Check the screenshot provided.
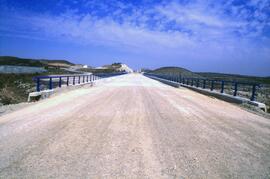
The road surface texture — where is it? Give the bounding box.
[0,74,270,178]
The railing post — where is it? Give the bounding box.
[221,81,224,93]
[87,75,88,82]
[36,78,40,92]
[191,79,194,86]
[196,79,199,87]
[78,76,80,84]
[233,82,238,96]
[251,84,256,101]
[73,76,75,85]
[67,76,69,86]
[187,79,189,85]
[49,77,53,90]
[59,77,62,88]
[83,75,85,83]
[203,80,206,89]
[211,80,214,91]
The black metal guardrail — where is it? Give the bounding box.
[33,72,126,92]
[144,73,260,101]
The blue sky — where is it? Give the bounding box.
[0,0,269,76]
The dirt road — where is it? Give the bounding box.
[0,74,270,178]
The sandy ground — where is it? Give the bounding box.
[0,74,270,178]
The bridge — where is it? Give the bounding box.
[0,74,269,178]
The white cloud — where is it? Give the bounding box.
[0,0,269,74]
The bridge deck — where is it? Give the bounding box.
[0,74,269,178]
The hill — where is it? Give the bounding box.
[0,56,74,67]
[150,67,202,78]
[0,56,44,67]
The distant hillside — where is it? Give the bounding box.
[197,72,270,85]
[81,63,133,73]
[0,56,44,67]
[151,67,202,78]
[40,59,74,65]
[0,56,74,67]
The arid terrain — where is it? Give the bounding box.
[0,74,269,178]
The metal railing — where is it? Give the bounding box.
[33,72,126,92]
[144,73,260,101]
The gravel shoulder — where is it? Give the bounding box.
[0,74,269,178]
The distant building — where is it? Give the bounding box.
[83,65,88,68]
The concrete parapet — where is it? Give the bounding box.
[28,90,54,102]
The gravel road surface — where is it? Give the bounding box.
[0,74,270,178]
